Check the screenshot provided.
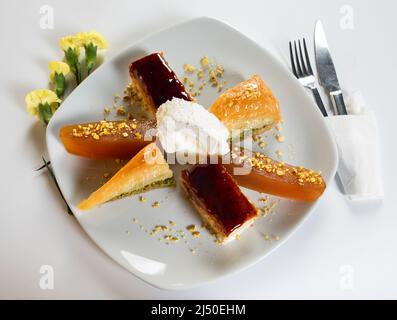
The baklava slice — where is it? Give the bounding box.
[128,52,192,118]
[180,164,259,243]
[223,148,326,202]
[60,119,156,159]
[78,143,174,210]
[209,75,282,140]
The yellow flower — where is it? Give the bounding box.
[48,61,70,81]
[59,35,82,54]
[25,89,61,116]
[79,31,108,49]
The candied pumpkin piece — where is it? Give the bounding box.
[222,148,326,202]
[59,119,156,159]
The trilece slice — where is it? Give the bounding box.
[222,148,326,202]
[128,52,192,119]
[60,119,156,159]
[78,143,174,210]
[180,164,259,243]
[209,75,282,139]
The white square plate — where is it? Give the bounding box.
[46,17,337,290]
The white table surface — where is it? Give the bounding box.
[1,0,396,299]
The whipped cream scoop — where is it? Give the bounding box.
[156,98,230,160]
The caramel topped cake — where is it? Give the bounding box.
[129,52,192,118]
[181,164,259,243]
[60,119,156,159]
[223,148,326,202]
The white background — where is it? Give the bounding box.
[0,0,396,299]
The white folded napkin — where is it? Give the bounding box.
[325,91,383,200]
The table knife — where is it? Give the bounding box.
[315,21,348,115]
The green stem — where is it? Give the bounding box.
[40,157,73,215]
[65,47,82,85]
[54,72,66,98]
[84,43,98,75]
[38,102,53,126]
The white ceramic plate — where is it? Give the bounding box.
[46,17,338,290]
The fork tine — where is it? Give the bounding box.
[289,42,298,77]
[302,38,313,75]
[298,40,308,76]
[293,41,303,77]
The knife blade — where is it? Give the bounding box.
[315,20,348,115]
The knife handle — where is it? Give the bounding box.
[311,88,328,117]
[330,91,348,115]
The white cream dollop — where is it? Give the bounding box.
[156,98,230,159]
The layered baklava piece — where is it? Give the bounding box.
[181,164,259,243]
[79,143,175,210]
[209,75,282,140]
[128,52,192,118]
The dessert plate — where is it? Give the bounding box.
[46,17,338,289]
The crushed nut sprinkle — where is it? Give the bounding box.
[151,201,160,208]
[71,119,143,140]
[240,152,323,185]
[184,64,196,73]
[183,56,225,95]
[192,231,201,238]
[200,56,209,67]
[116,106,126,116]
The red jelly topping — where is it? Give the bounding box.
[129,52,192,108]
[182,164,258,235]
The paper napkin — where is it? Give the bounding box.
[325,91,384,200]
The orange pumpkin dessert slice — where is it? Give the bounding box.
[59,119,156,159]
[222,148,326,202]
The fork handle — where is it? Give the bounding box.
[310,88,328,117]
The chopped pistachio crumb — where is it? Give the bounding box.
[259,141,267,149]
[200,56,209,67]
[152,201,160,208]
[192,231,201,238]
[117,106,126,116]
[184,64,195,73]
[139,196,147,203]
[264,234,270,241]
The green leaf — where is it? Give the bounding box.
[54,72,66,98]
[84,43,98,75]
[38,102,53,126]
[64,48,81,84]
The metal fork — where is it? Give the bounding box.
[289,39,328,117]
